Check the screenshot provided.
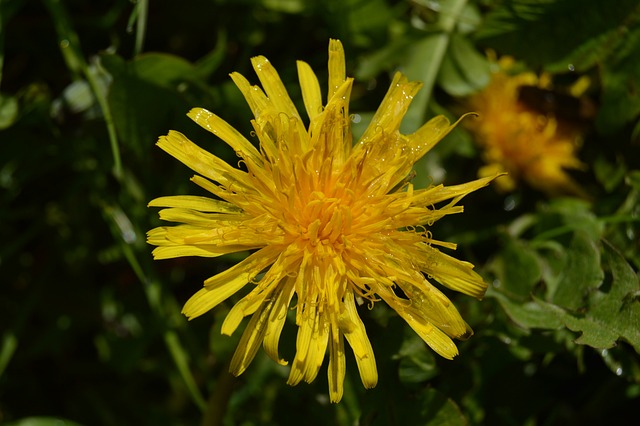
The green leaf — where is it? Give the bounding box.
[550,231,604,311]
[401,0,469,133]
[490,290,564,330]
[368,386,467,426]
[596,24,640,133]
[100,53,195,158]
[532,198,603,242]
[437,33,490,97]
[490,236,542,300]
[493,241,640,354]
[128,53,198,89]
[394,333,439,384]
[411,388,468,426]
[476,0,640,72]
[567,244,640,353]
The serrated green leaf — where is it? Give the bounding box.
[536,243,640,352]
[490,290,563,330]
[551,231,604,310]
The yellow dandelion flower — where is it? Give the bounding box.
[465,57,587,196]
[148,39,496,402]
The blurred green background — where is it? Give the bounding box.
[1,0,639,425]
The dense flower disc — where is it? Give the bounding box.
[148,39,496,402]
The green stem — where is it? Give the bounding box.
[42,0,123,181]
[134,0,148,56]
[401,0,468,132]
[201,366,237,426]
[104,204,207,412]
[165,332,208,412]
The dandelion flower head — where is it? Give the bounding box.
[148,40,496,402]
[465,56,587,196]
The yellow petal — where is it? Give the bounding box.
[287,303,329,385]
[151,245,246,260]
[251,55,302,123]
[148,195,241,213]
[221,246,301,335]
[157,131,249,189]
[304,316,330,384]
[418,244,488,299]
[357,72,422,147]
[187,107,262,165]
[297,60,323,122]
[341,290,378,389]
[404,114,457,162]
[327,39,346,100]
[328,330,346,403]
[396,280,469,338]
[156,208,239,226]
[182,246,280,319]
[410,174,502,207]
[386,298,459,359]
[263,277,296,365]
[229,71,270,119]
[229,297,274,375]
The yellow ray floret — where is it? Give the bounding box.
[148,39,499,403]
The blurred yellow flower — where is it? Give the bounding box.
[148,40,496,402]
[465,57,587,196]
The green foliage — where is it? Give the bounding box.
[476,0,640,133]
[1,0,639,425]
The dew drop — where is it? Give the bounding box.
[626,226,635,241]
[60,39,70,49]
[503,195,516,211]
[615,367,623,376]
[568,63,575,72]
[492,279,501,288]
[350,113,361,124]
